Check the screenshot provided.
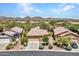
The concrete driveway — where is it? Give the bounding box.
[0,44,8,50]
[25,40,39,51]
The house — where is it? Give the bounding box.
[53,27,79,40]
[2,30,17,41]
[27,26,49,41]
[0,27,24,44]
[9,27,24,38]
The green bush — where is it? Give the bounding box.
[14,41,18,46]
[12,38,16,42]
[6,45,10,50]
[0,26,3,32]
[21,32,28,47]
[42,42,49,46]
[6,43,14,50]
[65,44,72,51]
[23,42,27,46]
[48,44,53,49]
[54,36,71,50]
[42,35,49,43]
[53,42,57,45]
[39,44,44,50]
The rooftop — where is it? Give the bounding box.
[9,27,24,33]
[54,27,78,36]
[3,31,15,36]
[27,26,49,36]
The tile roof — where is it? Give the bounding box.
[27,26,48,36]
[10,27,24,33]
[54,27,78,37]
[3,31,15,36]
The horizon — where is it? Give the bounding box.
[0,3,79,19]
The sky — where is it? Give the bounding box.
[0,3,79,19]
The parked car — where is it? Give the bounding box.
[71,42,78,49]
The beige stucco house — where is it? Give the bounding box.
[9,27,24,38]
[53,27,79,40]
[2,27,24,42]
[27,26,49,41]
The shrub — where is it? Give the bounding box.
[21,32,28,47]
[42,35,49,43]
[42,42,49,46]
[57,44,61,47]
[56,36,72,46]
[53,42,57,45]
[0,26,3,32]
[48,44,53,49]
[6,43,14,50]
[23,42,27,47]
[39,44,44,50]
[12,38,16,42]
[65,45,72,51]
[14,41,18,46]
[6,45,10,50]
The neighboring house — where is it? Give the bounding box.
[9,27,24,38]
[27,26,49,41]
[53,27,79,40]
[0,27,24,44]
[2,30,17,41]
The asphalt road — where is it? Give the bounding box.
[0,51,79,56]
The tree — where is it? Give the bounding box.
[23,21,31,31]
[39,21,49,30]
[49,20,56,26]
[21,32,28,46]
[49,20,57,40]
[6,20,17,29]
[0,26,3,32]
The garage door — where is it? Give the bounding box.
[0,38,11,44]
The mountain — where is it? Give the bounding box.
[0,16,79,21]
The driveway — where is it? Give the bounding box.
[0,44,8,50]
[25,40,39,51]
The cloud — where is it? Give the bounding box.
[18,3,41,14]
[52,4,75,14]
[63,5,75,11]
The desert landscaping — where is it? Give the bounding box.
[0,17,79,52]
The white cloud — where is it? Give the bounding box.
[52,4,75,14]
[63,5,75,11]
[18,3,41,14]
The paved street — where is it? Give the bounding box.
[0,51,79,56]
